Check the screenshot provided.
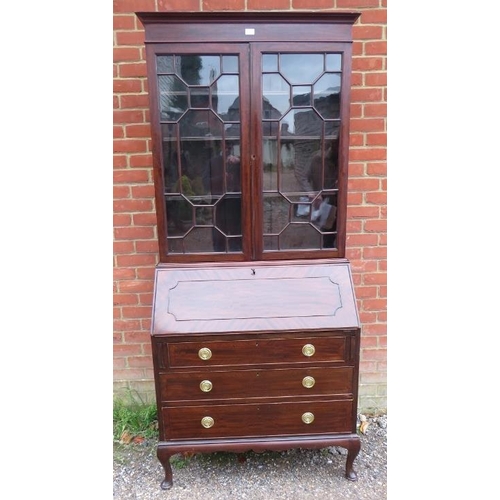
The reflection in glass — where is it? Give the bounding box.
[190,87,210,108]
[179,110,223,140]
[157,50,343,255]
[280,54,323,84]
[166,196,194,234]
[262,138,278,191]
[314,73,341,95]
[262,54,278,72]
[213,75,240,119]
[281,108,322,136]
[262,194,290,234]
[263,235,279,251]
[157,55,174,73]
[184,227,217,253]
[262,74,290,116]
[314,73,341,119]
[158,75,188,121]
[157,52,243,255]
[222,55,239,73]
[178,55,220,85]
[293,86,312,106]
[325,53,342,71]
[324,121,340,138]
[261,52,341,251]
[196,205,213,225]
[215,196,242,251]
[281,224,321,250]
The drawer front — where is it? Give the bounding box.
[162,399,354,439]
[159,366,354,402]
[162,335,351,368]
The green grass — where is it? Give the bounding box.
[113,394,158,443]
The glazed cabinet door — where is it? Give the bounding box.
[145,43,252,260]
[249,42,353,259]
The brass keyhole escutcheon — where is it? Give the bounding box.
[302,344,315,357]
[302,412,315,424]
[200,380,213,392]
[198,347,212,360]
[302,376,315,388]
[201,416,214,428]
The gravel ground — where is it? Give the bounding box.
[113,414,386,500]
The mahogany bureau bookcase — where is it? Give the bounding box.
[136,11,362,490]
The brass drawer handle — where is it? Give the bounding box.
[302,376,315,388]
[302,344,315,357]
[199,380,213,392]
[198,347,212,360]
[201,416,214,428]
[302,412,315,424]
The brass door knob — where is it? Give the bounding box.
[199,380,213,392]
[302,412,315,424]
[302,344,315,357]
[198,347,212,360]
[302,376,315,388]
[201,416,214,428]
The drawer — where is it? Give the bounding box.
[162,399,354,440]
[158,335,352,369]
[159,366,354,402]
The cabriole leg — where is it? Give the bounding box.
[345,439,361,481]
[157,447,173,490]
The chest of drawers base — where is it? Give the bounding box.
[151,260,362,490]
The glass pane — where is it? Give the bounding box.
[177,55,220,85]
[215,196,242,250]
[262,54,278,72]
[167,237,184,253]
[262,193,290,234]
[179,109,223,139]
[159,53,242,255]
[289,137,321,194]
[204,142,240,195]
[190,86,210,108]
[293,86,312,106]
[280,54,323,84]
[314,73,341,119]
[184,227,218,253]
[282,108,323,137]
[213,75,240,119]
[325,53,342,71]
[262,138,278,191]
[166,196,194,235]
[157,55,174,73]
[325,121,340,139]
[281,224,321,250]
[158,75,187,121]
[310,139,339,191]
[262,74,290,116]
[263,235,279,251]
[222,55,239,73]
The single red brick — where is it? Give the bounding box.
[158,0,201,10]
[249,0,290,7]
[113,0,156,13]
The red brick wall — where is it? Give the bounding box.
[113,0,387,413]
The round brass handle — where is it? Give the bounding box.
[302,344,315,357]
[302,412,315,424]
[302,376,315,388]
[198,347,212,360]
[201,416,214,428]
[199,380,213,392]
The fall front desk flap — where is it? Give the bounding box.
[151,260,360,335]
